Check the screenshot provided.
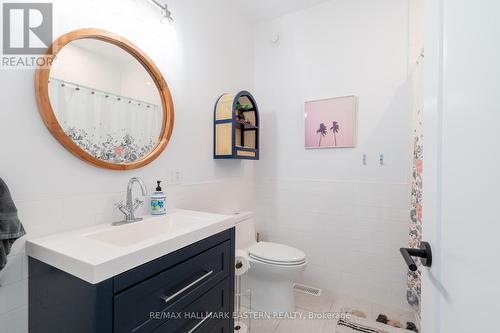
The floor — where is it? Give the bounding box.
[238,291,418,333]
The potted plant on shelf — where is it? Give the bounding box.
[235,102,253,126]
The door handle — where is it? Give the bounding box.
[400,241,432,271]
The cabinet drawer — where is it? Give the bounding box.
[114,241,231,333]
[152,278,232,333]
[205,320,232,333]
[114,229,234,293]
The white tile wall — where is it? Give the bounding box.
[254,179,411,310]
[0,306,28,333]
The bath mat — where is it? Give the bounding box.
[376,314,418,332]
[335,319,388,333]
[338,307,367,319]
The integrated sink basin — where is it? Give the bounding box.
[26,209,235,284]
[85,213,209,247]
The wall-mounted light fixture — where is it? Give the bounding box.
[146,0,173,22]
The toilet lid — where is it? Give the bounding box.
[248,242,306,265]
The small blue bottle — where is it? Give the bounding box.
[150,181,166,215]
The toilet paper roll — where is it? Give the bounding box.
[235,250,250,276]
[234,321,248,333]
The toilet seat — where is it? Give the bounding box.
[248,242,306,266]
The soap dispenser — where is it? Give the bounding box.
[150,181,166,215]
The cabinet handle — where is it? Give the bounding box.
[161,270,214,303]
[187,313,213,333]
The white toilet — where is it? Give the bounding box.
[235,212,307,313]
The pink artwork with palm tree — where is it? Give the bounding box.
[305,96,357,148]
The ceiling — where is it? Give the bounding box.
[232,0,331,22]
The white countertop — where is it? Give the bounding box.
[26,209,236,284]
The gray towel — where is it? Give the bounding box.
[0,177,26,270]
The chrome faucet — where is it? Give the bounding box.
[113,177,148,226]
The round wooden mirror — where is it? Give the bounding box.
[35,28,174,170]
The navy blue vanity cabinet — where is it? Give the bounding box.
[29,228,235,333]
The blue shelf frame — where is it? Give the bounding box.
[214,91,260,160]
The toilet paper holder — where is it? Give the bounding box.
[400,241,432,271]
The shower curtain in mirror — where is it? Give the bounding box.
[48,78,162,163]
[407,62,423,314]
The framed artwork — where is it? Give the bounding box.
[304,95,357,149]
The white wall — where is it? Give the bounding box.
[51,40,162,105]
[253,0,413,310]
[0,0,255,332]
[51,42,124,97]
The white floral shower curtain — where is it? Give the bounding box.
[407,60,423,314]
[49,78,163,163]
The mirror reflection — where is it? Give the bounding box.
[48,39,163,164]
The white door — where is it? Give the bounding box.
[422,0,500,332]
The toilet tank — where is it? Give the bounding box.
[233,212,257,250]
